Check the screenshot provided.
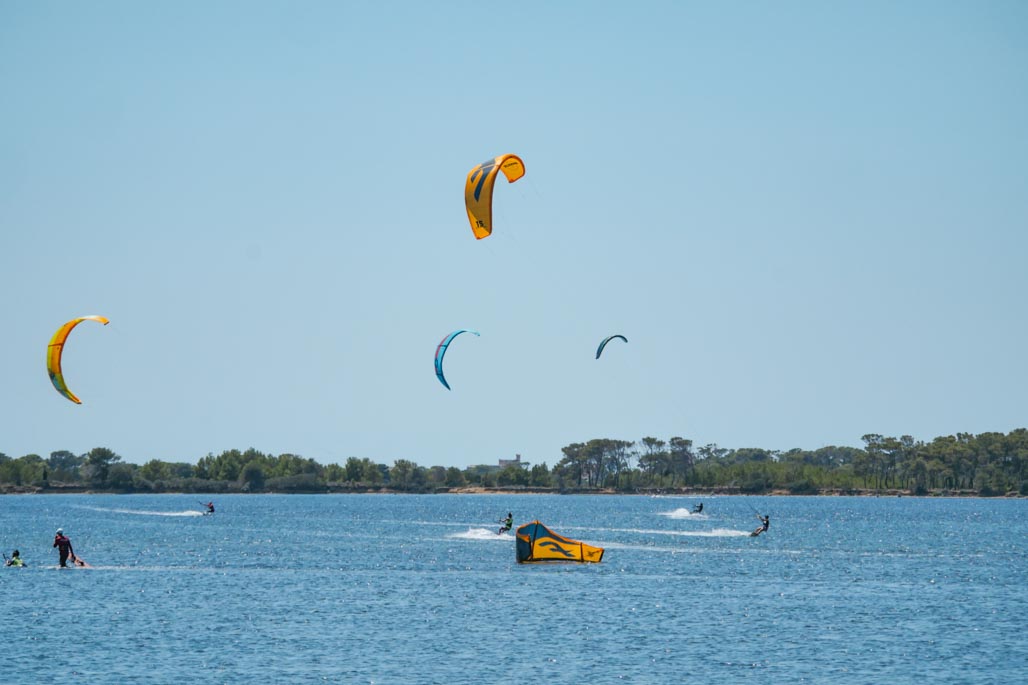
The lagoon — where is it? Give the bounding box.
[0,494,1024,684]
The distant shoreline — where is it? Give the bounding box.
[1,484,1022,498]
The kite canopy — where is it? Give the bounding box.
[595,334,628,359]
[46,315,109,404]
[434,329,480,390]
[515,520,604,563]
[464,154,525,239]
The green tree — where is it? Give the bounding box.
[529,462,551,487]
[107,462,137,490]
[638,437,668,484]
[271,453,321,478]
[239,460,267,491]
[0,454,47,485]
[361,460,384,485]
[390,459,418,489]
[344,457,365,482]
[426,465,447,486]
[601,439,635,488]
[140,459,173,482]
[668,437,695,486]
[557,443,587,486]
[696,443,728,462]
[858,434,885,488]
[445,466,465,487]
[84,447,122,487]
[196,449,247,482]
[47,450,84,481]
[323,463,345,483]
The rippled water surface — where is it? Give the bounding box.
[1,494,1024,684]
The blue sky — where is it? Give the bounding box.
[2,1,1026,469]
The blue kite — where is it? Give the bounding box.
[595,334,627,359]
[434,329,480,390]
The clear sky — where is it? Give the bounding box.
[2,1,1026,469]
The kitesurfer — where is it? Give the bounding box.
[202,501,215,515]
[4,550,24,567]
[752,514,769,537]
[693,503,703,514]
[498,512,513,535]
[53,529,76,567]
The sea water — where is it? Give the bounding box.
[0,494,1024,684]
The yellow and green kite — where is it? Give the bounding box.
[46,315,109,404]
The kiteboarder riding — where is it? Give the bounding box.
[202,501,215,515]
[498,512,513,535]
[751,514,770,537]
[693,503,703,514]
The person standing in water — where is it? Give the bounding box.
[4,550,24,567]
[53,529,76,567]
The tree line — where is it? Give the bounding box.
[1,428,1025,496]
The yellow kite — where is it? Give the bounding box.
[46,315,109,404]
[464,154,525,239]
[515,521,604,563]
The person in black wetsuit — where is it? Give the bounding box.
[751,515,769,537]
[693,503,703,514]
[53,529,76,567]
